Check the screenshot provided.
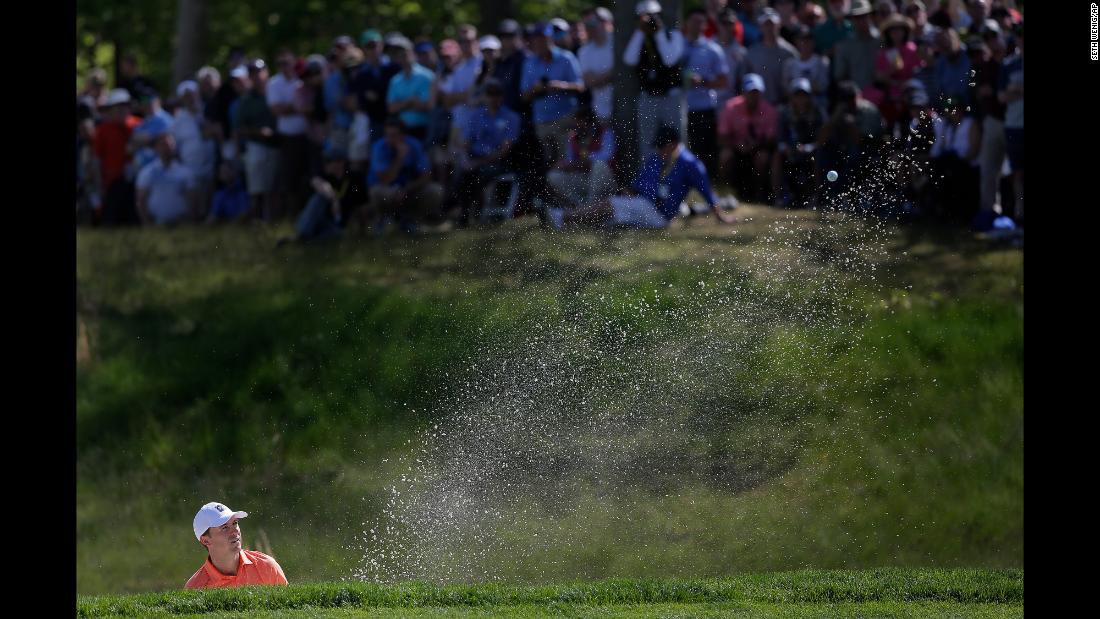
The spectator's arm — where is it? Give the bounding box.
[412,80,438,111]
[136,187,152,224]
[377,142,410,185]
[654,30,684,67]
[623,30,645,66]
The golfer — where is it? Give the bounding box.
[185,501,289,589]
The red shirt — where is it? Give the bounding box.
[93,115,141,188]
[704,16,744,45]
[718,95,778,144]
[185,549,289,589]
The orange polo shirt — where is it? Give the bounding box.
[184,549,288,589]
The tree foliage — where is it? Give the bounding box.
[77,0,596,92]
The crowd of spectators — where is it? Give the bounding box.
[76,0,1023,237]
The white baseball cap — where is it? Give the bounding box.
[636,1,662,16]
[193,502,248,541]
[478,35,502,51]
[176,80,199,97]
[104,88,132,107]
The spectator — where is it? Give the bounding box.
[933,27,971,111]
[961,0,992,36]
[873,0,899,31]
[79,68,109,115]
[386,36,436,143]
[207,161,250,223]
[623,1,686,158]
[930,99,981,221]
[117,53,156,100]
[911,32,939,96]
[298,57,329,176]
[197,66,222,120]
[266,49,311,218]
[578,7,615,125]
[335,49,370,174]
[128,89,174,180]
[997,24,1021,224]
[208,48,247,152]
[428,40,461,186]
[521,22,585,167]
[774,0,803,46]
[324,36,358,154]
[366,118,444,234]
[553,125,721,229]
[718,74,778,203]
[173,80,218,218]
[476,36,503,95]
[904,0,937,38]
[550,18,575,53]
[682,8,730,176]
[570,18,589,55]
[899,89,941,214]
[815,0,854,57]
[972,29,1006,217]
[224,66,251,161]
[236,59,279,220]
[782,25,831,113]
[453,79,521,226]
[703,0,743,43]
[546,107,616,211]
[745,8,798,105]
[773,78,826,208]
[493,19,531,118]
[281,147,368,243]
[714,9,749,109]
[352,30,401,144]
[801,2,827,30]
[93,88,142,224]
[136,133,196,226]
[441,25,484,166]
[817,80,885,198]
[415,40,441,73]
[833,0,882,91]
[736,0,764,47]
[866,14,921,132]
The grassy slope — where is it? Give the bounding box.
[77,568,1023,618]
[76,207,1023,595]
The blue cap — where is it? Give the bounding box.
[532,22,555,37]
[414,41,434,53]
[743,73,765,93]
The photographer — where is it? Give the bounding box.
[623,0,686,158]
[520,23,585,168]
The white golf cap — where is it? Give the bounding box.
[104,88,132,107]
[636,0,662,15]
[193,502,248,541]
[176,80,199,97]
[478,35,501,51]
[230,65,249,80]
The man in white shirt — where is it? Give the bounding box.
[172,80,216,218]
[267,49,311,217]
[623,0,686,158]
[137,133,196,225]
[577,7,615,125]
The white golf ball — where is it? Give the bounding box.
[827,170,839,182]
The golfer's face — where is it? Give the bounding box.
[206,517,243,553]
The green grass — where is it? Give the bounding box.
[77,207,1022,595]
[77,568,1022,617]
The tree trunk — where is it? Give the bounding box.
[478,0,515,35]
[173,0,207,86]
[612,0,681,179]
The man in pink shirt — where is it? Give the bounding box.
[718,73,778,203]
[185,502,288,589]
